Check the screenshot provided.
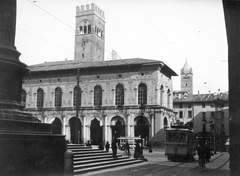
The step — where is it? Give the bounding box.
[74,159,143,174]
[74,153,122,162]
[70,149,106,154]
[67,144,90,149]
[74,157,133,169]
[73,152,114,158]
[74,156,130,165]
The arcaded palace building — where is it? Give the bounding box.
[21,4,177,147]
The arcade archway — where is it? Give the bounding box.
[51,117,62,134]
[69,117,82,144]
[111,116,125,138]
[134,116,149,142]
[90,118,103,145]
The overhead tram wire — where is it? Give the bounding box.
[26,0,144,70]
[131,0,185,62]
[26,0,114,59]
[173,4,209,90]
[17,27,73,52]
[132,0,210,92]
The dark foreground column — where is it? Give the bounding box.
[0,0,28,107]
[222,1,240,176]
[0,1,66,175]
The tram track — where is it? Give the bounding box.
[170,153,229,176]
[144,161,186,176]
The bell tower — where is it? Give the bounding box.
[74,3,105,62]
[181,60,193,95]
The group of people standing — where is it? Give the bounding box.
[104,134,142,158]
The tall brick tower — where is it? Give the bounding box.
[181,60,193,95]
[74,3,105,62]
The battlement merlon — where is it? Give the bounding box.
[76,3,105,19]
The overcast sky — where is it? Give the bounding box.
[15,0,228,95]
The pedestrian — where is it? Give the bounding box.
[148,141,152,153]
[205,144,211,162]
[134,140,140,159]
[105,141,110,152]
[112,136,117,157]
[126,141,130,157]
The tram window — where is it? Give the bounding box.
[179,132,186,143]
[166,132,173,142]
[173,132,179,142]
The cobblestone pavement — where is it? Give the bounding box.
[79,149,230,176]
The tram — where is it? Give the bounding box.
[164,125,196,161]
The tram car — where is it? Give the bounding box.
[164,125,196,161]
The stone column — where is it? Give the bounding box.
[65,125,71,142]
[81,115,85,143]
[104,114,108,143]
[62,116,66,136]
[0,0,28,110]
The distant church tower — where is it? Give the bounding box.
[74,3,105,62]
[181,60,193,95]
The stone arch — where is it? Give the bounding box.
[90,117,103,145]
[69,117,82,144]
[111,116,125,138]
[134,116,150,142]
[50,117,62,134]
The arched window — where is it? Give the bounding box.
[167,89,171,108]
[138,83,147,105]
[94,85,102,107]
[55,87,62,108]
[37,88,44,108]
[79,26,83,34]
[115,84,124,106]
[79,20,91,34]
[88,25,91,33]
[160,85,164,106]
[21,89,26,107]
[164,117,168,129]
[73,87,81,107]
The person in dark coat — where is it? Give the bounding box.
[112,136,117,157]
[126,141,130,157]
[105,141,110,152]
[134,140,141,159]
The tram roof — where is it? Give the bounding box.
[117,137,141,140]
[165,126,193,132]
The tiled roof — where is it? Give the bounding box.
[173,92,229,102]
[27,58,178,76]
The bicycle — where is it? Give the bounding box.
[199,156,205,170]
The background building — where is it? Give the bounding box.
[21,3,177,147]
[173,62,229,151]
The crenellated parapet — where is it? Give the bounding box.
[76,3,105,19]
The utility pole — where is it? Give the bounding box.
[75,68,80,144]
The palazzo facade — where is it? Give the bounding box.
[21,3,178,147]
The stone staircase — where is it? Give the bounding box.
[67,144,144,175]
